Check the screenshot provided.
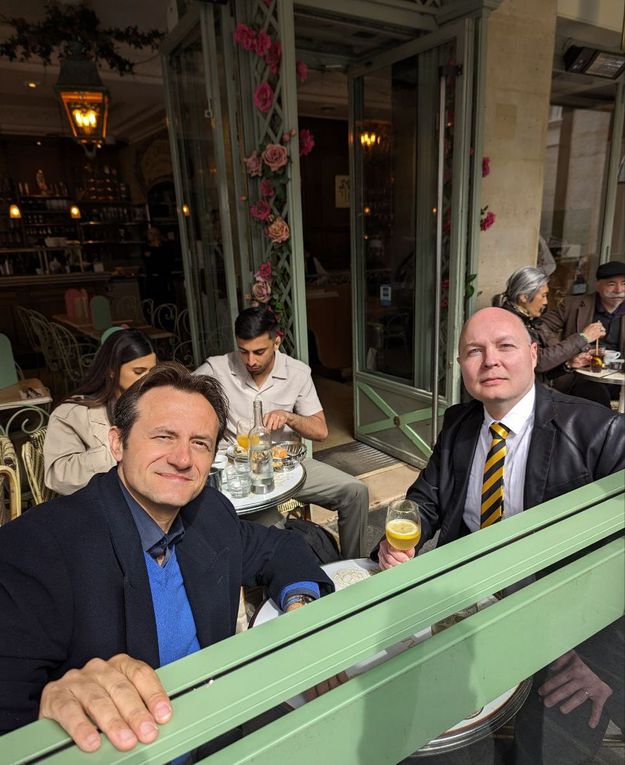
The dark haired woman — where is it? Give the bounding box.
[44,329,156,494]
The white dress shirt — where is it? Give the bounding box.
[463,386,536,532]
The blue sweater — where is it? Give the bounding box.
[144,550,200,666]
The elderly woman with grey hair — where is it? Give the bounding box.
[494,266,605,382]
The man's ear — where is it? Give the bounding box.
[109,426,124,463]
[274,334,282,350]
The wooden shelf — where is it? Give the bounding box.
[81,239,144,245]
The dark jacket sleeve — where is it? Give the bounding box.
[238,520,334,604]
[534,321,588,376]
[0,515,74,733]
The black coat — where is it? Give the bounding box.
[0,469,333,732]
[407,384,624,549]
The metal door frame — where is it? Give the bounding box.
[349,17,475,467]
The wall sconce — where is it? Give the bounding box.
[70,205,82,219]
[56,51,110,152]
[360,132,379,149]
[9,204,22,219]
[181,203,191,216]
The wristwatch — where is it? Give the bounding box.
[284,593,314,611]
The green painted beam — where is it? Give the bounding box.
[3,473,623,764]
[204,541,623,765]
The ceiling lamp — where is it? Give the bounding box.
[55,51,110,150]
[360,131,379,149]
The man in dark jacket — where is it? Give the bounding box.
[0,363,333,752]
[377,307,624,764]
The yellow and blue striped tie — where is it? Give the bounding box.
[481,422,510,529]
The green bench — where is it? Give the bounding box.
[3,471,624,765]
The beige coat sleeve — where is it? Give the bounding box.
[43,403,116,495]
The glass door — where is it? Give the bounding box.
[162,7,239,366]
[350,20,473,468]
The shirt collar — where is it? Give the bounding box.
[118,476,185,558]
[482,385,535,436]
[595,294,625,316]
[230,348,288,388]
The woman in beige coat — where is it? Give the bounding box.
[44,329,156,494]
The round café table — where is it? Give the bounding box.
[576,367,625,413]
[252,558,531,755]
[223,463,307,517]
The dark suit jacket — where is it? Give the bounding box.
[542,292,625,357]
[0,469,333,733]
[406,385,624,549]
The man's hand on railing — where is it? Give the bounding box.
[38,653,172,752]
[538,649,613,729]
[377,539,415,570]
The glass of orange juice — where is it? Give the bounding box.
[385,499,421,552]
[236,419,252,451]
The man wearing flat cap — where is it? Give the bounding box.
[542,261,625,402]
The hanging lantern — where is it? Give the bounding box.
[55,52,110,147]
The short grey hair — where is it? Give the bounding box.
[503,267,548,306]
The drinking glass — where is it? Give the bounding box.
[236,419,252,450]
[385,499,421,551]
[225,464,251,498]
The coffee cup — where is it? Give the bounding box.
[603,350,621,364]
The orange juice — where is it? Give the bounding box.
[237,434,249,450]
[386,518,421,551]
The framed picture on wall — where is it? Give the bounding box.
[335,175,350,208]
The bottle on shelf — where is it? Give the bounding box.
[248,398,275,495]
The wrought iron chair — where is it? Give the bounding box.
[112,294,142,323]
[15,305,44,356]
[27,312,67,391]
[141,298,154,324]
[153,302,178,333]
[0,435,21,524]
[173,339,195,370]
[49,322,97,390]
[21,428,56,506]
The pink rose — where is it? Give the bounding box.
[482,156,490,178]
[254,30,272,57]
[258,261,272,280]
[296,60,308,83]
[262,143,288,172]
[480,210,496,231]
[260,179,275,198]
[265,41,282,76]
[254,82,274,113]
[244,151,262,177]
[299,128,315,157]
[251,280,272,303]
[266,216,290,244]
[233,23,256,51]
[250,199,271,221]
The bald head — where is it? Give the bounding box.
[457,307,537,418]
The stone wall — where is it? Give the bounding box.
[476,0,557,307]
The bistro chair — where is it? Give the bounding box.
[112,294,141,323]
[0,334,19,389]
[27,312,66,390]
[0,435,21,524]
[173,339,195,370]
[141,298,154,324]
[90,295,113,331]
[21,428,56,507]
[153,302,178,333]
[15,305,44,356]
[48,322,96,391]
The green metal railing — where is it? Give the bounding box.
[3,471,624,765]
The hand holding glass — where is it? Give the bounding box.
[385,499,421,551]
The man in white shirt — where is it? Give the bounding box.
[195,307,369,558]
[376,307,624,764]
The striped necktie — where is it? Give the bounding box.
[481,422,510,528]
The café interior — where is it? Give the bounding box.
[0,0,624,763]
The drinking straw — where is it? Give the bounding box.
[595,338,599,355]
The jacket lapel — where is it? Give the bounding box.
[97,470,161,667]
[177,500,228,647]
[523,385,556,509]
[446,403,482,538]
